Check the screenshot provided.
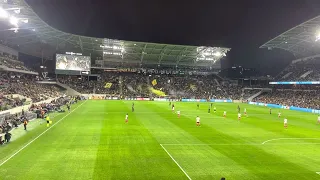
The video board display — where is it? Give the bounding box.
[55,54,91,75]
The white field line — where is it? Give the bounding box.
[261,138,320,145]
[162,142,320,146]
[0,100,87,167]
[160,144,192,180]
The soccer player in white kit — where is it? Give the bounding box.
[196,116,200,126]
[223,111,227,118]
[278,112,281,118]
[284,118,288,128]
[125,113,128,123]
[317,116,320,124]
[244,108,247,116]
[238,113,241,121]
[177,110,180,118]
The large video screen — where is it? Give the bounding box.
[55,54,91,75]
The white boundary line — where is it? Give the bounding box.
[160,144,192,180]
[0,100,87,167]
[261,138,320,145]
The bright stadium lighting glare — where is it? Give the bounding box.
[22,19,28,23]
[316,33,320,42]
[213,51,221,57]
[32,28,35,31]
[0,8,8,18]
[9,16,18,27]
[14,8,20,14]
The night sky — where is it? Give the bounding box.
[26,0,320,75]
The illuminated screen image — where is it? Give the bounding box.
[56,54,91,71]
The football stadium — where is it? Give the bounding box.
[0,1,320,180]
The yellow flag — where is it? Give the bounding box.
[104,83,112,88]
[149,87,166,96]
[190,84,197,91]
[152,79,157,86]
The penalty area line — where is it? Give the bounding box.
[160,144,192,180]
[261,138,320,145]
[0,100,87,167]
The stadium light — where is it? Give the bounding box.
[9,16,18,27]
[213,52,221,57]
[316,32,320,42]
[0,8,8,18]
[14,8,20,14]
[21,19,28,23]
[32,28,35,31]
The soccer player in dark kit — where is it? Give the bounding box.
[132,102,135,112]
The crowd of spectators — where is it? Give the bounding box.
[0,96,76,144]
[2,73,62,102]
[277,58,320,81]
[255,89,320,109]
[0,54,34,72]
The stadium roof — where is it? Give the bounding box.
[260,15,320,58]
[0,0,230,68]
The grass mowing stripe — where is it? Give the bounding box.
[0,100,87,167]
[160,144,192,180]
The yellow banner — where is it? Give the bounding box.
[190,84,197,91]
[149,87,166,96]
[152,79,157,86]
[104,83,112,89]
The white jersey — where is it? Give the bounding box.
[177,111,180,115]
[172,107,175,110]
[318,116,320,121]
[223,111,226,115]
[125,115,128,119]
[284,119,287,124]
[196,117,200,122]
[238,113,241,118]
[244,108,247,113]
[278,112,281,116]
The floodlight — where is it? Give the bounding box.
[316,33,320,42]
[14,8,20,14]
[32,28,35,31]
[9,16,18,27]
[0,8,8,18]
[22,19,28,23]
[213,52,221,57]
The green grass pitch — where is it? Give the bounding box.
[0,100,320,180]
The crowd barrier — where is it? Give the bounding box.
[248,101,320,114]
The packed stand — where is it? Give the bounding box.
[254,89,320,109]
[0,72,62,103]
[0,54,33,72]
[242,89,261,100]
[58,75,94,94]
[277,58,320,81]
